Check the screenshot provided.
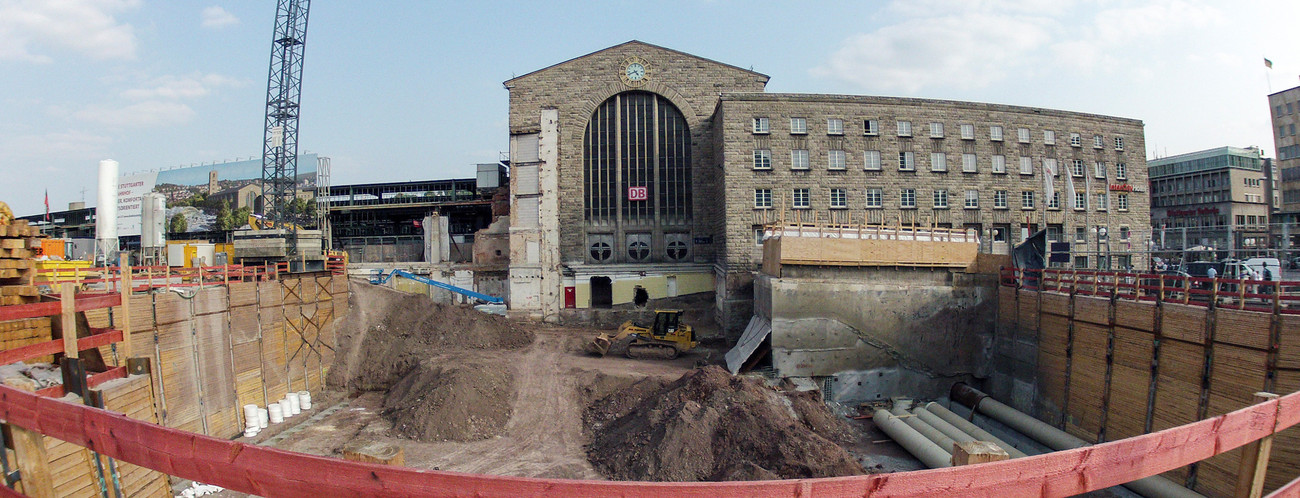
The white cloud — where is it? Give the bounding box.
[0,0,140,62]
[120,72,245,100]
[200,6,238,29]
[75,100,195,128]
[0,130,112,161]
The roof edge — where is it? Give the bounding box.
[504,40,769,87]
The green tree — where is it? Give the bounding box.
[216,201,233,231]
[168,212,187,233]
[233,206,252,229]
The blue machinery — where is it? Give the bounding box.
[369,269,504,304]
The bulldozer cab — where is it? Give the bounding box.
[653,310,679,337]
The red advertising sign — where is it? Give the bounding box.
[1108,183,1134,192]
[628,186,648,201]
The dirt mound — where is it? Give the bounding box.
[383,361,513,442]
[328,281,534,391]
[584,366,865,482]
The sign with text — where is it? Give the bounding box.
[1108,183,1134,192]
[628,186,648,201]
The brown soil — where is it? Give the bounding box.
[584,365,866,481]
[382,360,513,441]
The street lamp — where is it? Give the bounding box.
[1091,226,1109,270]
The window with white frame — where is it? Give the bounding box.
[753,117,769,134]
[1043,158,1057,177]
[963,153,978,173]
[790,117,807,134]
[1017,128,1030,143]
[1071,159,1085,177]
[897,121,912,137]
[864,150,881,170]
[827,118,844,135]
[989,126,1004,141]
[899,151,915,171]
[960,124,975,140]
[1117,193,1128,211]
[933,189,948,208]
[863,119,879,135]
[1093,161,1105,179]
[1021,191,1035,209]
[793,188,810,209]
[929,122,944,138]
[994,190,1007,208]
[1116,162,1127,180]
[1016,155,1032,175]
[1114,136,1124,151]
[1095,192,1108,210]
[1049,192,1060,209]
[865,188,882,208]
[964,190,978,208]
[754,188,772,208]
[753,149,771,169]
[1093,135,1104,149]
[1070,133,1082,147]
[827,149,846,170]
[931,152,947,172]
[791,149,810,170]
[1074,191,1086,210]
[830,188,847,209]
[900,188,916,208]
[1044,130,1056,145]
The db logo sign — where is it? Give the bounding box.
[628,186,648,201]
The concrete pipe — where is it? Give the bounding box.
[950,384,1203,498]
[890,406,956,454]
[873,409,952,469]
[910,406,977,446]
[923,402,1030,459]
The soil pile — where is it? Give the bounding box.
[584,366,864,481]
[382,361,513,441]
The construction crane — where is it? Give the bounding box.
[259,0,312,248]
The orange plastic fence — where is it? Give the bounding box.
[0,384,1294,496]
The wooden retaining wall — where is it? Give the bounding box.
[999,286,1299,495]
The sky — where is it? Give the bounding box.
[2,0,1299,216]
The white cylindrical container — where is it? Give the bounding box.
[243,427,258,438]
[287,392,301,415]
[268,403,284,424]
[298,391,311,410]
[243,404,259,428]
[96,159,119,242]
[257,408,269,429]
[279,398,293,418]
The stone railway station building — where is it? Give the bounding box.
[503,41,1150,335]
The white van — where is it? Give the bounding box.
[1241,257,1282,281]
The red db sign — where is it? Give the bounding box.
[628,186,648,201]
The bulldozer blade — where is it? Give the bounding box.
[586,335,612,356]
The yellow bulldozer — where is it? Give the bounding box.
[586,309,697,360]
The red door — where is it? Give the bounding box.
[564,287,576,308]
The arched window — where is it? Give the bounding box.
[583,92,691,226]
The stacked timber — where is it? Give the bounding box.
[0,220,41,306]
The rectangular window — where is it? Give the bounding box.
[931,152,947,172]
[1120,227,1130,240]
[1094,161,1106,179]
[1074,191,1086,210]
[791,149,809,170]
[994,190,1007,209]
[1016,155,1031,175]
[897,120,912,137]
[827,150,846,170]
[752,149,772,169]
[790,117,807,134]
[752,117,770,134]
[1071,159,1084,177]
[754,188,772,208]
[1021,191,1035,209]
[1117,193,1128,211]
[899,151,915,171]
[793,188,810,209]
[1044,130,1056,145]
[964,189,978,209]
[1017,127,1030,143]
[1096,193,1108,211]
[1289,102,1294,114]
[1114,136,1124,151]
[1048,192,1060,209]
[1075,255,1088,269]
[1070,133,1082,147]
[933,189,948,208]
[1282,125,1288,137]
[929,122,944,138]
[864,150,882,170]
[900,188,916,208]
[1093,135,1104,148]
[1291,123,1296,136]
[1277,104,1285,117]
[1116,162,1127,180]
[963,153,978,173]
[863,119,879,135]
[989,126,1004,141]
[830,188,847,209]
[865,188,882,208]
[1043,158,1058,177]
[827,118,844,135]
[960,124,975,140]
[1075,226,1087,242]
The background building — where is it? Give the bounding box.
[1270,86,1300,252]
[1148,146,1271,258]
[504,41,1150,334]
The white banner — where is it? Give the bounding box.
[116,171,158,237]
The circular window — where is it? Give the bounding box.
[589,242,611,261]
[666,240,688,261]
[628,240,650,261]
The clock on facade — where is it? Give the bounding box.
[620,56,649,87]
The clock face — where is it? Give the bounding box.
[626,63,645,81]
[620,57,649,86]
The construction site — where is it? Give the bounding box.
[3,2,1300,497]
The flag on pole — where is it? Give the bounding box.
[44,190,49,222]
[1066,171,1076,208]
[1265,57,1273,69]
[1084,171,1092,209]
[1042,159,1056,201]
